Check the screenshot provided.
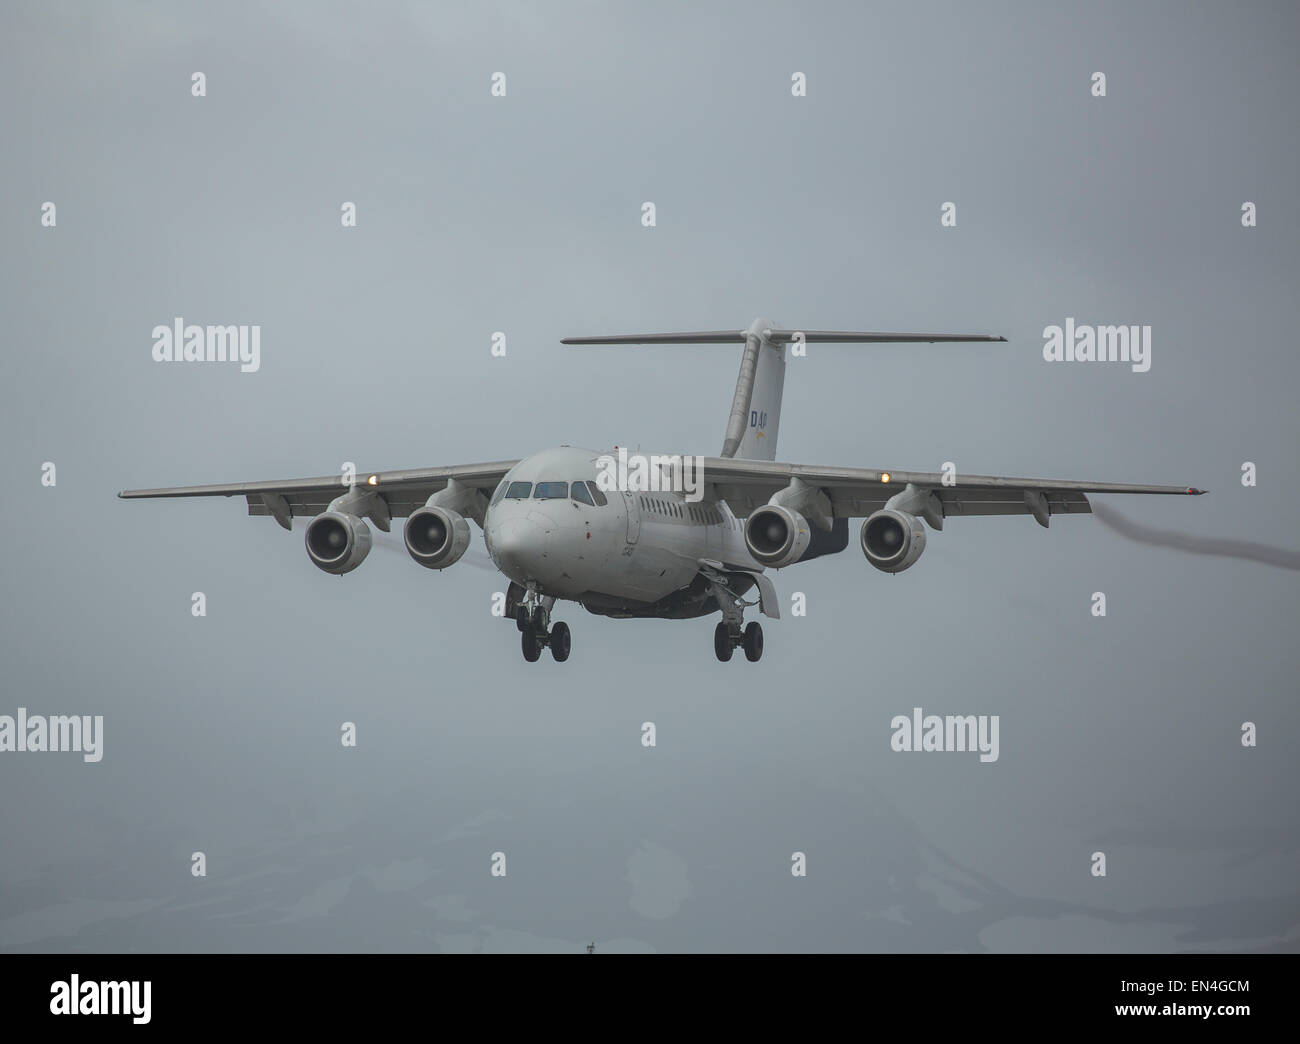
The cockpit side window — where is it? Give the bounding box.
[505,481,532,499]
[491,481,508,506]
[570,481,594,506]
[534,481,568,499]
[585,481,608,507]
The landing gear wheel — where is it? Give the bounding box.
[531,605,548,632]
[550,622,571,662]
[742,621,764,662]
[714,622,734,662]
[521,628,542,662]
[516,606,529,633]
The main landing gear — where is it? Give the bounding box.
[511,586,570,663]
[714,620,763,662]
[701,569,764,663]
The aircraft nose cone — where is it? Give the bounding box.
[490,518,547,580]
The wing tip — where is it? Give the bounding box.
[1187,487,1208,495]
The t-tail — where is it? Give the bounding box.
[561,318,1006,461]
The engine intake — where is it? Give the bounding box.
[861,509,926,573]
[305,512,372,575]
[744,505,812,568]
[404,506,470,570]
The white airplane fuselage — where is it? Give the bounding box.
[484,445,759,610]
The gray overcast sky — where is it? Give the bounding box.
[1,0,1297,952]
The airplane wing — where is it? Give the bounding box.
[118,461,519,529]
[698,457,1205,527]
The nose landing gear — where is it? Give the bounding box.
[512,586,571,663]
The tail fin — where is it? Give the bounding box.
[723,320,784,460]
[561,320,1005,461]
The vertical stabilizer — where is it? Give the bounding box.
[720,318,785,461]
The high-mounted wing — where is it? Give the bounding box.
[697,457,1205,527]
[119,461,519,529]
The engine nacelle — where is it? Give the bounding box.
[744,505,812,568]
[861,509,926,573]
[404,506,470,570]
[305,512,372,575]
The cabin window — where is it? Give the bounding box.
[571,481,594,506]
[585,481,608,507]
[505,481,532,499]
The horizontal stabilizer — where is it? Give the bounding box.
[561,331,747,345]
[767,330,1005,344]
[562,329,1005,345]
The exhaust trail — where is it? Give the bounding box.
[1091,502,1300,571]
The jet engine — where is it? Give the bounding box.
[403,506,470,570]
[744,505,812,568]
[305,511,372,575]
[860,509,926,573]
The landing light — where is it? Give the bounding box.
[368,475,378,485]
[881,473,891,483]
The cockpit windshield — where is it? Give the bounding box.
[497,479,607,505]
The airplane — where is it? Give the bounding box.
[120,318,1206,663]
